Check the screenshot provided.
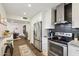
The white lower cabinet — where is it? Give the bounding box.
[68,44,79,56]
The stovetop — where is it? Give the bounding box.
[48,32,73,45]
[48,36,72,45]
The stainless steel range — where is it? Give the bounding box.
[48,32,73,56]
[48,40,67,56]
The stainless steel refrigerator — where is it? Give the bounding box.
[33,21,42,51]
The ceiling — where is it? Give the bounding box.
[7,18,30,24]
[2,3,60,19]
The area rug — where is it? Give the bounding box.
[19,44,35,56]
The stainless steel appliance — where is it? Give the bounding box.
[48,32,73,56]
[48,40,67,56]
[33,21,42,51]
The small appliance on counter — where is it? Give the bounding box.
[47,29,55,40]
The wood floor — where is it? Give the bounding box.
[13,38,43,56]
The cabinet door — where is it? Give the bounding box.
[43,9,55,29]
[56,3,64,22]
[72,3,79,28]
[68,45,79,56]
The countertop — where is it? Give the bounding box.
[68,40,79,47]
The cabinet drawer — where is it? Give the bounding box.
[68,45,79,56]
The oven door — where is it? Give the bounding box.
[48,40,67,56]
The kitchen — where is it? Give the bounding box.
[0,3,79,56]
[47,3,79,56]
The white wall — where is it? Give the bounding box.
[0,4,7,37]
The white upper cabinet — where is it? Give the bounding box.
[56,3,64,23]
[43,8,55,29]
[72,3,79,28]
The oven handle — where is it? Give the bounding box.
[48,40,67,47]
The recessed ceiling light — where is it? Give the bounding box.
[24,12,26,15]
[28,4,31,7]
